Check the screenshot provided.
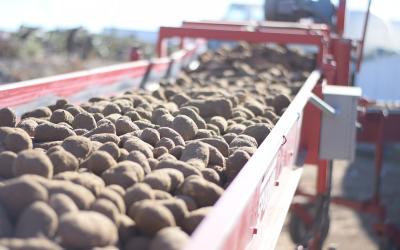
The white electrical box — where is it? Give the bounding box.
[319,85,362,162]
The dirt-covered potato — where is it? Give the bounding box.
[169,145,184,159]
[86,151,117,175]
[0,238,62,250]
[140,128,160,146]
[34,123,75,142]
[143,172,172,192]
[171,115,198,141]
[156,159,202,178]
[49,193,79,217]
[201,168,221,185]
[0,151,17,178]
[13,149,53,178]
[50,109,74,125]
[153,146,168,158]
[61,135,93,160]
[48,149,79,174]
[15,201,58,238]
[22,107,52,120]
[158,199,188,225]
[57,211,118,249]
[17,118,38,137]
[182,207,212,234]
[187,98,233,119]
[47,180,95,210]
[242,123,271,145]
[179,176,223,207]
[131,200,176,236]
[180,141,209,169]
[198,137,229,157]
[91,198,120,223]
[177,107,207,129]
[0,107,16,127]
[154,190,173,200]
[0,177,48,218]
[4,129,32,153]
[72,112,97,130]
[115,117,139,136]
[98,142,120,160]
[158,127,185,146]
[102,161,144,189]
[225,149,251,182]
[124,183,155,208]
[126,151,151,174]
[54,171,105,196]
[229,134,258,148]
[149,227,189,250]
[273,93,291,114]
[123,137,153,158]
[98,188,126,214]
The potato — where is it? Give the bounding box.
[148,158,159,170]
[102,103,122,116]
[155,137,175,150]
[90,133,120,145]
[195,129,213,139]
[84,122,116,137]
[98,188,126,214]
[153,168,184,193]
[74,128,88,136]
[54,171,105,196]
[0,107,16,127]
[102,161,144,189]
[158,199,189,226]
[124,236,151,250]
[187,98,233,119]
[49,193,79,217]
[61,135,93,160]
[47,180,95,210]
[58,211,118,249]
[143,172,172,192]
[126,151,151,174]
[91,198,120,224]
[222,133,236,144]
[118,214,137,244]
[226,123,246,134]
[0,204,13,237]
[124,183,155,208]
[149,227,189,250]
[158,127,185,146]
[273,93,291,114]
[182,207,212,234]
[180,141,210,169]
[154,189,173,200]
[17,118,38,137]
[171,115,198,141]
[33,140,62,150]
[206,123,220,135]
[48,149,79,174]
[179,176,223,207]
[156,114,174,127]
[0,151,17,178]
[201,168,221,185]
[207,144,226,167]
[34,123,75,142]
[209,116,228,134]
[98,142,120,160]
[140,128,160,146]
[131,201,176,236]
[0,238,62,250]
[229,134,258,148]
[171,93,190,107]
[4,129,32,153]
[169,145,184,159]
[0,177,48,218]
[22,107,52,119]
[243,123,271,145]
[198,138,229,157]
[50,109,74,125]
[87,151,117,175]
[175,195,197,211]
[118,148,129,161]
[123,137,153,158]
[13,149,53,178]
[115,117,139,136]
[156,159,202,178]
[244,101,264,116]
[177,107,207,129]
[153,146,168,158]
[72,112,97,130]
[15,201,58,238]
[225,149,251,182]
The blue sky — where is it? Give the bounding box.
[0,0,399,32]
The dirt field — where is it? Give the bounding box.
[277,145,400,250]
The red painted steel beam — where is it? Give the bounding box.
[336,0,347,35]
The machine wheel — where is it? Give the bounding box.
[289,203,330,246]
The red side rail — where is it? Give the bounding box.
[185,71,322,250]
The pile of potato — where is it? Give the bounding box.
[0,43,313,250]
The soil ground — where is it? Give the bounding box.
[276,144,400,250]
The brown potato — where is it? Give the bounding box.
[0,151,17,178]
[91,198,120,224]
[4,129,32,153]
[179,176,223,207]
[180,141,210,169]
[123,137,153,158]
[124,236,151,250]
[86,151,117,175]
[61,135,93,160]
[0,238,62,250]
[15,201,58,238]
[13,149,53,178]
[98,142,121,160]
[156,159,202,178]
[143,172,172,192]
[182,207,212,234]
[49,193,79,217]
[0,107,16,127]
[72,112,97,130]
[102,161,144,189]
[126,151,151,174]
[124,183,155,208]
[34,123,75,142]
[171,115,198,141]
[149,227,189,250]
[48,149,79,174]
[58,211,118,249]
[225,149,251,182]
[50,109,74,125]
[98,187,126,214]
[47,180,95,210]
[0,204,13,237]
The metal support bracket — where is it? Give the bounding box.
[309,93,336,116]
